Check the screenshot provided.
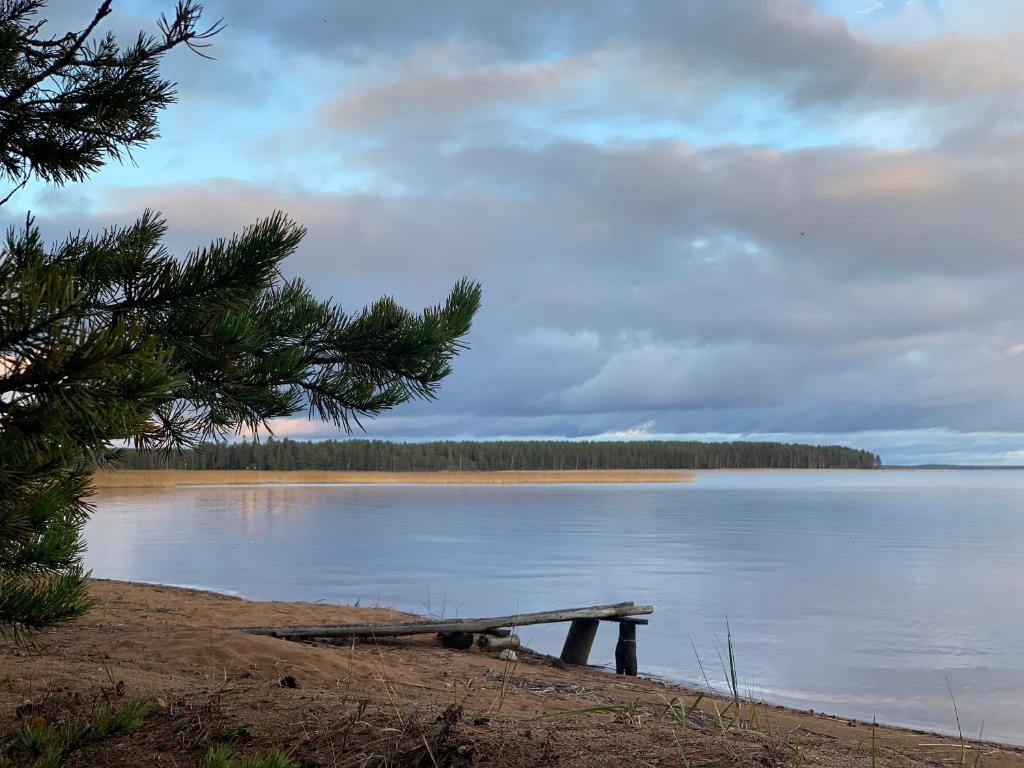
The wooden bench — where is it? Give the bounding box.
[239,601,653,676]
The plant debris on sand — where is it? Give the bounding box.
[2,581,1022,767]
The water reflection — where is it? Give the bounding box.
[87,471,1024,743]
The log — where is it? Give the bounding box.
[477,634,521,651]
[614,620,638,676]
[238,602,653,640]
[560,618,600,666]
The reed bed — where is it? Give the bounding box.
[92,468,694,488]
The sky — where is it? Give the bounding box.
[9,0,1024,465]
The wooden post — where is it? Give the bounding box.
[615,620,638,676]
[560,618,600,665]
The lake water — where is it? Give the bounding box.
[87,470,1024,744]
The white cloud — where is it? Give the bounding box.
[600,420,657,438]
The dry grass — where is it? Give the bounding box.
[92,469,693,489]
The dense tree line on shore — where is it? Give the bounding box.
[116,439,881,471]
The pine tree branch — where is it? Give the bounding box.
[0,177,28,206]
[0,1,113,108]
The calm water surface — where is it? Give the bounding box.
[87,470,1024,743]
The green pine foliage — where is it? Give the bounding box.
[0,0,222,198]
[118,438,882,472]
[0,2,481,637]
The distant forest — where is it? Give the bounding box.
[115,439,881,471]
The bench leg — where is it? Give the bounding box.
[614,621,638,676]
[560,618,600,665]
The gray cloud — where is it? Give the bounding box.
[30,145,1020,446]
[14,1,1024,463]
[214,0,1022,108]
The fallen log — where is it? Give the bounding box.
[238,602,653,640]
[478,634,521,651]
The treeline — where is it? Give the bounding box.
[115,439,881,471]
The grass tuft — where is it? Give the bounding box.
[726,618,740,714]
[6,699,150,767]
[660,692,705,729]
[198,745,297,768]
[947,676,967,768]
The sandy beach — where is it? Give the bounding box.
[92,469,693,488]
[2,580,1021,767]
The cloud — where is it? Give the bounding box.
[20,128,1021,446]
[558,341,803,412]
[216,0,1021,106]
[322,52,598,137]
[820,159,954,199]
[15,0,1024,465]
[601,420,657,438]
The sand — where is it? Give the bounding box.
[2,580,1021,767]
[92,469,693,488]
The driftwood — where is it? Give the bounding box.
[477,634,521,651]
[238,602,653,640]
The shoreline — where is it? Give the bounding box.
[92,468,694,488]
[95,580,1005,746]
[5,579,1022,766]
[94,580,1014,749]
[90,466,890,489]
